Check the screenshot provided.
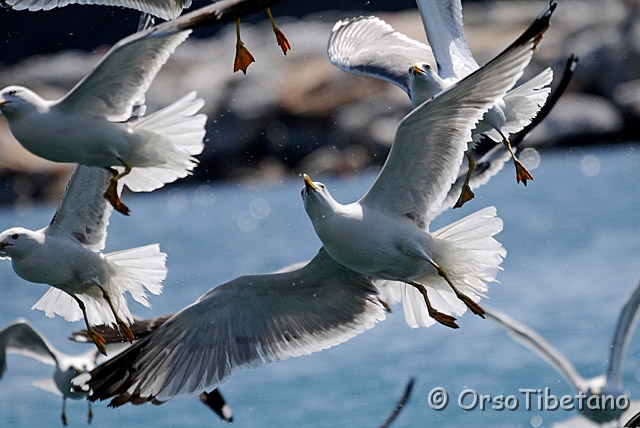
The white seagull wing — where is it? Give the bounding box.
[56,28,191,122]
[0,0,189,20]
[416,0,479,80]
[328,16,436,95]
[606,277,640,390]
[44,165,115,252]
[359,2,554,227]
[84,249,386,405]
[484,306,589,392]
[0,318,59,380]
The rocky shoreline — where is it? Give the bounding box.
[0,0,637,205]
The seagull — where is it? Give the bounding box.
[0,28,206,215]
[0,318,103,426]
[77,248,387,406]
[328,1,555,206]
[485,276,640,426]
[303,3,557,330]
[0,165,167,355]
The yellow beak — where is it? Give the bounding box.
[303,174,319,192]
[412,64,425,75]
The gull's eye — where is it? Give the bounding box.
[10,234,19,240]
[8,90,16,97]
[319,184,326,190]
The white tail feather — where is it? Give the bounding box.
[401,206,506,328]
[31,244,167,326]
[121,91,206,192]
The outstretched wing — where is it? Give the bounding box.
[45,165,116,251]
[416,0,479,79]
[84,249,386,405]
[0,0,189,20]
[0,319,59,380]
[57,28,190,122]
[360,2,555,227]
[606,277,640,390]
[485,306,589,392]
[328,16,436,96]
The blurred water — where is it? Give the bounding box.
[0,144,639,427]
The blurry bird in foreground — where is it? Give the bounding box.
[485,275,640,427]
[0,319,104,426]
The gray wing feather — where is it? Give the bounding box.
[45,165,114,252]
[86,249,386,405]
[57,28,190,122]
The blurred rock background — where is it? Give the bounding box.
[0,0,637,206]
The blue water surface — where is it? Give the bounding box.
[0,144,639,427]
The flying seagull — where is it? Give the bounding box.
[328,1,556,206]
[302,2,555,330]
[486,275,640,426]
[0,318,104,426]
[0,166,167,354]
[0,28,206,215]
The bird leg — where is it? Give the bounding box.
[71,294,107,356]
[407,281,459,329]
[499,130,533,185]
[87,401,93,424]
[429,261,485,318]
[104,158,132,215]
[266,8,290,55]
[61,397,68,427]
[233,18,255,74]
[453,152,476,208]
[99,286,135,344]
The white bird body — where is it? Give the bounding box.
[305,199,439,282]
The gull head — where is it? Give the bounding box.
[0,227,38,258]
[55,364,91,400]
[301,174,335,220]
[0,86,43,118]
[408,63,445,108]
